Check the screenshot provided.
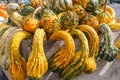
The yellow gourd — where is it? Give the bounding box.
[27,28,48,79]
[8,30,32,80]
[115,38,120,59]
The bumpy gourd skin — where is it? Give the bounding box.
[61,29,89,80]
[97,23,120,61]
[27,29,48,79]
[9,30,32,80]
[48,0,73,12]
[78,25,99,73]
[72,0,90,8]
[58,11,79,29]
[48,30,75,72]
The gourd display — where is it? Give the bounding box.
[0,0,120,80]
[27,28,48,79]
[97,23,120,61]
[58,11,79,29]
[8,30,32,80]
[48,30,75,72]
[78,25,99,73]
[61,29,89,80]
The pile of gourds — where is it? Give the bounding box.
[0,0,120,80]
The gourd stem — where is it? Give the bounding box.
[104,0,108,13]
[44,0,50,9]
[32,6,42,19]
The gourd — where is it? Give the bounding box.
[98,0,106,7]
[30,0,41,8]
[8,30,32,80]
[0,9,8,19]
[85,0,99,13]
[61,29,89,80]
[0,3,8,10]
[22,7,39,33]
[48,0,73,12]
[48,30,75,72]
[19,3,26,9]
[20,5,35,16]
[72,5,87,19]
[101,5,115,19]
[58,11,79,29]
[72,0,99,12]
[79,14,99,29]
[27,28,48,79]
[95,10,113,24]
[97,23,120,61]
[0,3,8,19]
[0,25,10,58]
[72,0,90,9]
[39,7,61,34]
[0,27,22,70]
[78,25,99,73]
[108,23,120,30]
[115,38,120,59]
[0,24,9,37]
[7,3,24,27]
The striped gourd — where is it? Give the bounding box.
[97,23,120,61]
[48,30,75,72]
[8,30,32,80]
[0,27,22,70]
[78,25,99,73]
[61,29,89,80]
[48,0,73,12]
[85,0,99,12]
